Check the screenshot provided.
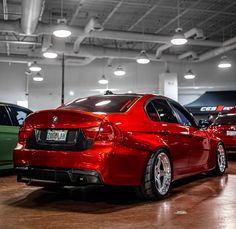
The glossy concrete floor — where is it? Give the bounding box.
[1,156,236,229]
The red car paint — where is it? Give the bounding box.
[228,107,236,114]
[208,114,236,152]
[14,94,222,186]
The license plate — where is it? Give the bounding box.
[227,131,236,136]
[46,130,68,142]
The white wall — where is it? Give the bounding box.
[0,54,235,111]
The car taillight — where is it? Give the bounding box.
[83,126,100,140]
[18,126,33,144]
[96,122,121,142]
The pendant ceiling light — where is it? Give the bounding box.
[184,69,196,79]
[33,72,44,82]
[171,0,188,46]
[218,56,232,69]
[53,18,71,38]
[43,51,58,59]
[53,0,71,38]
[136,50,150,64]
[171,28,188,45]
[98,74,109,84]
[29,61,41,72]
[114,65,126,76]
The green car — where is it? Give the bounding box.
[0,103,32,170]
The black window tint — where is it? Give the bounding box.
[62,95,140,113]
[152,99,178,124]
[171,102,195,127]
[9,106,31,126]
[172,106,192,126]
[146,102,159,122]
[0,106,11,126]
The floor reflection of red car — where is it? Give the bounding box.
[14,94,227,200]
[208,114,236,152]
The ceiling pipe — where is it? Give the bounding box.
[74,17,103,53]
[223,37,236,47]
[197,42,236,62]
[33,44,181,62]
[21,0,43,34]
[0,20,221,48]
[156,28,205,58]
[178,51,198,60]
[65,57,96,65]
[0,55,95,66]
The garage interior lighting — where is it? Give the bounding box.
[53,18,71,38]
[29,62,41,72]
[114,65,126,76]
[218,56,232,69]
[184,69,196,79]
[136,50,150,64]
[98,75,109,84]
[43,51,58,59]
[33,72,44,81]
[69,91,75,96]
[171,28,188,45]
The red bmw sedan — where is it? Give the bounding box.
[14,93,227,200]
[208,114,236,152]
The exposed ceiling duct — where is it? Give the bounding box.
[65,57,96,65]
[156,28,205,58]
[197,42,236,62]
[0,44,181,66]
[21,0,44,34]
[0,20,221,48]
[73,17,104,53]
[178,51,198,60]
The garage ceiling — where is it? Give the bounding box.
[0,0,236,63]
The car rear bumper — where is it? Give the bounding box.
[16,166,103,185]
[14,143,150,186]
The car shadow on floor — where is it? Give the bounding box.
[0,169,14,177]
[4,172,228,214]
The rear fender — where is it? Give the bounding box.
[122,131,168,152]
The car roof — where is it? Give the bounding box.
[0,102,32,112]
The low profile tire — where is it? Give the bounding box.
[209,143,227,176]
[136,149,172,200]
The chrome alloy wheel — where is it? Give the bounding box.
[217,144,226,173]
[154,152,172,195]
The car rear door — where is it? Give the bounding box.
[0,105,18,169]
[146,99,191,177]
[169,101,210,170]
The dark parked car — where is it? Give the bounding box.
[0,103,32,170]
[14,94,227,200]
[208,113,236,152]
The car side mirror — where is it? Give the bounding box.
[198,119,211,129]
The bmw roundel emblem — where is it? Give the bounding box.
[53,116,58,123]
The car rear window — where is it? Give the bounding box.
[61,95,140,113]
[213,115,236,125]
